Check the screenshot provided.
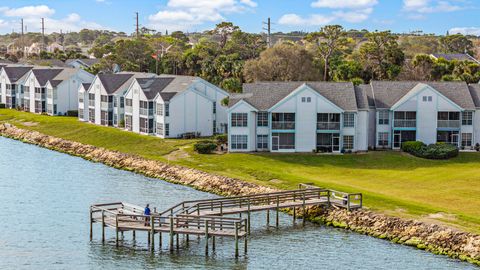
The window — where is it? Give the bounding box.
[462,111,473,125]
[113,97,117,108]
[101,95,108,102]
[156,103,164,116]
[257,135,268,149]
[89,109,95,123]
[272,113,295,129]
[343,113,355,128]
[422,96,432,102]
[462,133,472,147]
[378,111,389,125]
[301,97,312,103]
[213,102,216,114]
[78,93,84,103]
[301,97,305,102]
[156,123,164,136]
[231,113,248,127]
[125,98,132,106]
[125,115,132,131]
[165,123,170,136]
[307,97,311,103]
[343,135,354,150]
[317,113,340,130]
[213,120,217,134]
[88,93,95,107]
[231,135,248,150]
[120,97,124,108]
[165,103,170,116]
[378,132,389,147]
[272,133,295,150]
[79,109,84,119]
[257,112,268,127]
[438,111,459,120]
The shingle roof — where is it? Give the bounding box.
[232,82,358,111]
[32,68,63,86]
[3,66,33,83]
[136,77,175,100]
[98,74,134,94]
[431,53,479,63]
[82,83,91,90]
[468,84,480,108]
[66,58,100,67]
[371,81,476,110]
[354,84,370,110]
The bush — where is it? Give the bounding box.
[214,134,227,145]
[194,140,217,154]
[67,110,78,117]
[0,103,5,108]
[401,141,458,159]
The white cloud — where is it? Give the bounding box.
[0,5,106,33]
[278,14,334,26]
[311,0,377,9]
[2,5,55,18]
[147,0,257,31]
[403,0,463,13]
[449,27,480,36]
[333,8,373,23]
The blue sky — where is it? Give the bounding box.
[0,0,479,35]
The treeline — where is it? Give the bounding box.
[2,24,480,91]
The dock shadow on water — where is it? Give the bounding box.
[0,137,477,270]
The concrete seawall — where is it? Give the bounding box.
[0,123,479,266]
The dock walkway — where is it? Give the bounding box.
[90,184,362,257]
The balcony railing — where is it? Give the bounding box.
[125,106,133,114]
[272,121,295,130]
[140,126,154,134]
[140,108,154,116]
[101,101,113,110]
[394,119,416,128]
[317,122,340,130]
[6,89,16,96]
[437,120,460,128]
[88,100,95,107]
[34,93,46,100]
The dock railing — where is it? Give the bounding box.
[299,183,363,210]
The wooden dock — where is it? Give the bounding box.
[90,184,362,257]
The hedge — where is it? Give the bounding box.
[401,141,458,160]
[214,134,228,145]
[194,140,217,154]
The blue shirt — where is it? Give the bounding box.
[144,207,151,216]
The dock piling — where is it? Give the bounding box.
[101,210,105,242]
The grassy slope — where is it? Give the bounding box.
[1,109,479,233]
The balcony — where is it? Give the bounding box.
[6,89,16,96]
[34,93,46,100]
[88,100,95,107]
[394,119,416,128]
[317,122,340,130]
[438,120,460,129]
[272,121,295,130]
[140,108,154,116]
[101,101,113,110]
[125,106,133,114]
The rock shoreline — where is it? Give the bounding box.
[0,123,479,266]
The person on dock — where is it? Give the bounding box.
[144,204,151,226]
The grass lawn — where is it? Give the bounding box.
[1,109,480,233]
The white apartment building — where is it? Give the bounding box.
[0,65,33,109]
[123,75,229,138]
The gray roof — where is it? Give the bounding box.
[3,66,33,83]
[32,68,63,86]
[231,82,358,111]
[354,84,370,110]
[82,83,91,90]
[98,74,134,94]
[66,58,100,67]
[468,84,480,108]
[431,53,479,63]
[136,77,175,100]
[371,81,476,110]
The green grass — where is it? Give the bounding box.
[1,109,480,233]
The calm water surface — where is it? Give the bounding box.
[0,137,476,270]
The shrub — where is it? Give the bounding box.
[194,140,217,154]
[67,110,78,117]
[0,103,5,108]
[475,143,480,152]
[214,134,227,145]
[401,141,458,159]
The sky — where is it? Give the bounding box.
[0,0,479,35]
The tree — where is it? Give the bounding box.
[411,54,435,80]
[210,22,239,48]
[243,43,321,82]
[306,25,348,81]
[359,31,405,80]
[439,34,474,54]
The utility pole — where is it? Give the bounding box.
[21,19,24,49]
[262,17,272,48]
[41,18,46,51]
[135,12,139,38]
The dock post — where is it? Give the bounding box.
[150,217,155,250]
[234,222,239,258]
[293,207,296,225]
[302,193,306,226]
[204,220,209,256]
[212,220,216,251]
[159,232,162,250]
[147,232,151,245]
[115,215,119,247]
[175,218,179,250]
[169,216,174,252]
[276,196,279,229]
[89,207,93,240]
[132,230,136,241]
[266,210,270,227]
[244,234,247,254]
[101,210,105,243]
[247,200,251,235]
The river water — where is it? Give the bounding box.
[0,137,476,270]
